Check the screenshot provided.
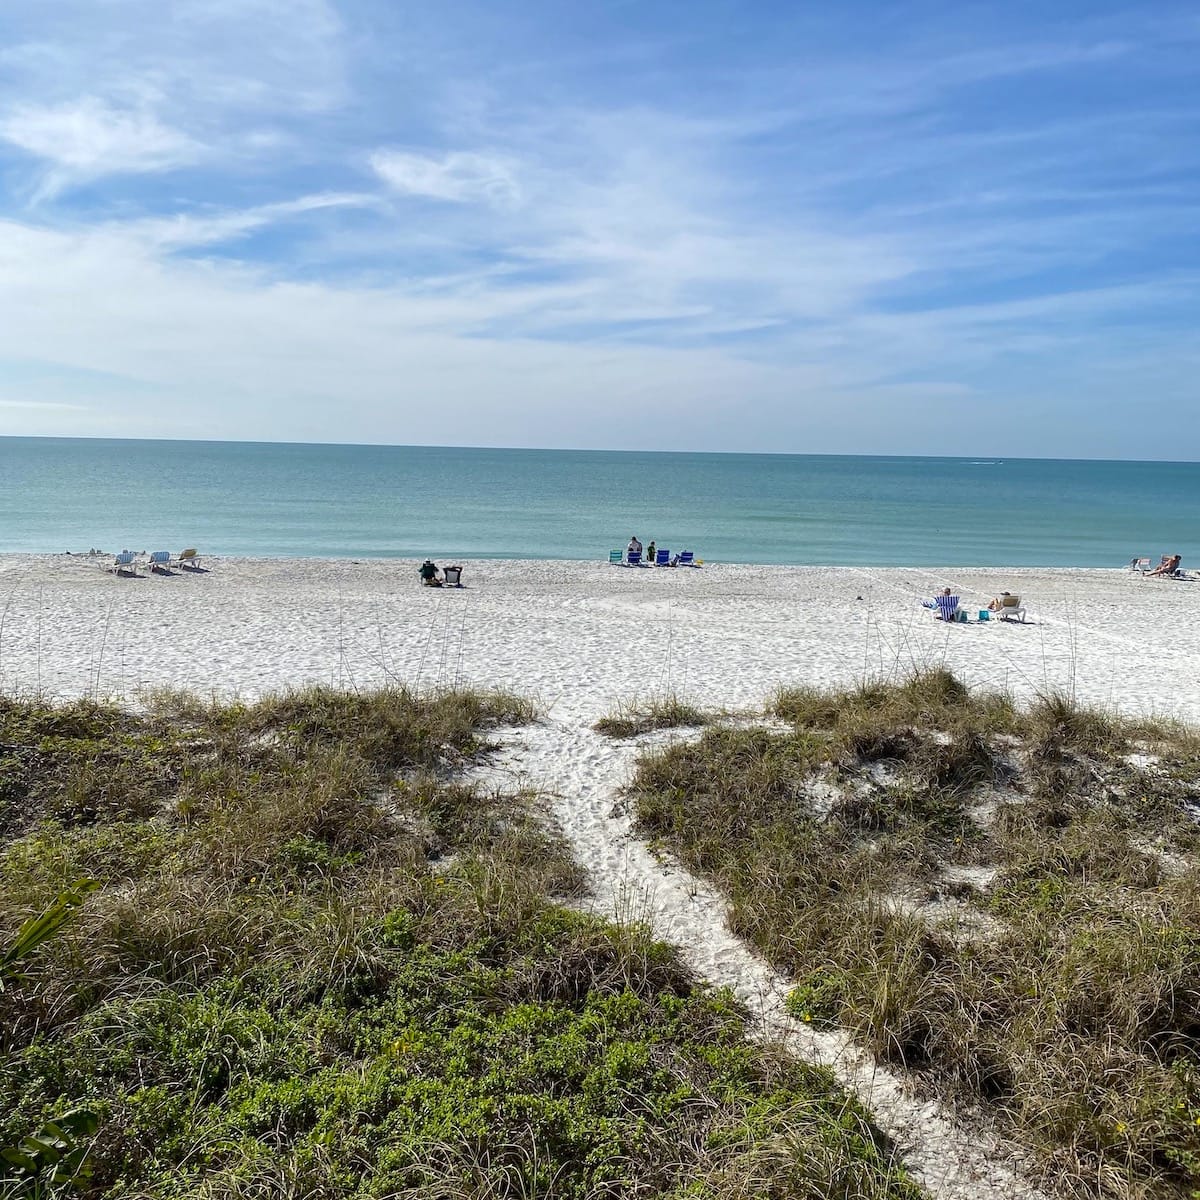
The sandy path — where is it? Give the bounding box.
[474,714,1048,1200]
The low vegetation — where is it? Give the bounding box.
[0,686,918,1199]
[594,696,713,739]
[629,669,1200,1200]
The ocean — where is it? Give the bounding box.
[2,437,1197,566]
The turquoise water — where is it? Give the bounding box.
[2,437,1197,566]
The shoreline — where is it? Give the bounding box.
[5,548,1187,570]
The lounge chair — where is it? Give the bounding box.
[110,550,137,574]
[994,595,1026,622]
[1147,554,1184,579]
[1130,557,1152,575]
[626,550,642,567]
[608,550,622,564]
[148,551,171,573]
[923,594,960,621]
[678,551,695,567]
[178,548,200,569]
[655,548,670,566]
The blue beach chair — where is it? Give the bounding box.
[656,548,670,566]
[626,550,642,567]
[148,550,171,573]
[111,550,137,574]
[678,551,695,567]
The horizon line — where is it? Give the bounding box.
[2,432,1199,468]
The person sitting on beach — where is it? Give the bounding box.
[988,591,1014,610]
[419,559,442,587]
[1147,554,1182,577]
[627,536,642,558]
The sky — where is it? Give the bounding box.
[0,1,1197,458]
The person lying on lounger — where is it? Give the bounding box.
[1147,554,1182,577]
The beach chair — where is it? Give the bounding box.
[1130,557,1152,575]
[678,551,695,567]
[608,550,622,564]
[994,594,1026,622]
[443,565,463,587]
[655,548,670,566]
[626,550,642,567]
[923,594,960,621]
[110,550,137,574]
[147,550,171,573]
[178,548,200,568]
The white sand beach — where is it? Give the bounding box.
[2,555,1196,719]
[4,552,1197,1199]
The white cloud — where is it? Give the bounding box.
[124,192,377,250]
[371,150,520,206]
[0,97,198,181]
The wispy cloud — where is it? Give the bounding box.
[0,399,88,411]
[371,150,520,205]
[0,97,199,193]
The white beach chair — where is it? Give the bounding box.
[110,550,137,574]
[177,548,201,569]
[148,551,171,573]
[994,595,1026,622]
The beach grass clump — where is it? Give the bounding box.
[594,695,713,738]
[0,687,918,1200]
[632,672,1200,1199]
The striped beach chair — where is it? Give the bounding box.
[923,594,960,621]
[148,551,171,573]
[626,550,642,567]
[935,594,960,621]
[110,550,137,573]
[608,550,622,564]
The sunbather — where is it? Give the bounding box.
[1147,554,1182,577]
[419,559,442,587]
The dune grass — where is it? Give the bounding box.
[0,686,919,1200]
[628,669,1200,1200]
[594,695,713,739]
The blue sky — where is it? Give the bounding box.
[0,1,1196,457]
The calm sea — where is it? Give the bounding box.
[2,438,1197,567]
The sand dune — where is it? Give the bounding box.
[4,552,1195,1199]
